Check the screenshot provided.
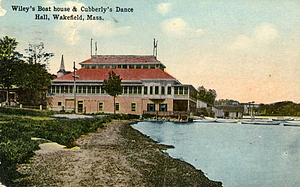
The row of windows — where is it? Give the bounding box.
[174,87,189,95]
[49,85,180,95]
[99,102,167,112]
[147,103,168,112]
[99,102,135,111]
[49,86,107,94]
[83,64,164,70]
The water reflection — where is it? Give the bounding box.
[132,121,300,187]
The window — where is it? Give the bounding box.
[147,103,155,112]
[159,104,168,112]
[122,65,127,69]
[161,86,165,95]
[105,65,110,69]
[179,87,183,94]
[123,86,128,94]
[117,65,122,68]
[133,87,137,94]
[99,102,103,111]
[150,86,153,94]
[138,87,142,94]
[101,86,105,94]
[91,65,96,69]
[150,64,155,69]
[129,64,134,69]
[96,86,100,93]
[129,87,133,94]
[184,87,189,95]
[143,65,148,69]
[116,103,120,111]
[87,86,92,93]
[56,86,60,93]
[98,65,103,69]
[136,64,141,69]
[112,65,117,69]
[83,86,87,93]
[155,86,159,95]
[51,86,55,93]
[167,87,171,95]
[131,103,136,111]
[58,101,62,106]
[61,86,66,93]
[77,86,82,93]
[69,86,74,93]
[92,86,96,93]
[174,87,178,94]
[144,86,148,95]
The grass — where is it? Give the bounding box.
[0,108,139,186]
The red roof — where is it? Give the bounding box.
[54,68,176,81]
[81,55,160,64]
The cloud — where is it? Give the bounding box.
[156,3,171,15]
[91,21,131,37]
[0,0,7,16]
[161,18,205,38]
[53,1,132,45]
[253,23,278,43]
[195,29,205,37]
[161,18,187,37]
[229,23,279,52]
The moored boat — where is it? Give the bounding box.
[216,119,239,123]
[193,117,217,123]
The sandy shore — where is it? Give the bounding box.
[18,120,222,186]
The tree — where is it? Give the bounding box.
[0,36,20,60]
[15,63,52,105]
[0,36,22,104]
[24,42,54,70]
[197,86,217,104]
[0,36,53,106]
[102,71,122,114]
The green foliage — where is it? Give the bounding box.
[0,108,139,185]
[102,71,122,97]
[0,107,54,117]
[24,42,54,70]
[102,71,122,114]
[257,101,300,116]
[0,36,20,60]
[110,113,140,120]
[197,86,217,104]
[0,36,53,106]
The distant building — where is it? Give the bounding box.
[217,105,244,118]
[57,55,71,78]
[48,55,197,116]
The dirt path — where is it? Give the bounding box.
[22,120,144,186]
[20,120,222,187]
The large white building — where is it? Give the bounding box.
[48,55,197,117]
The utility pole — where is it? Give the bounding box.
[91,38,93,58]
[73,62,78,113]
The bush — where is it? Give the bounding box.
[0,107,55,117]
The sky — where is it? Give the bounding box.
[0,0,300,104]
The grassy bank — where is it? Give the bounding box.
[0,108,138,186]
[0,108,221,186]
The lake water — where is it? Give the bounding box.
[132,121,300,187]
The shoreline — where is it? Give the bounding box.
[17,120,222,186]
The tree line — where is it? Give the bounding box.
[257,101,300,116]
[0,36,54,106]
